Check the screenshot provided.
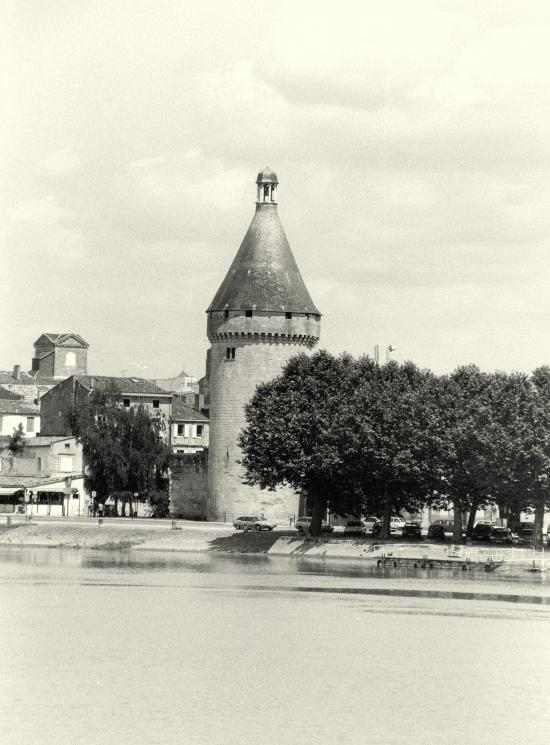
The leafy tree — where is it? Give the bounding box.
[240,353,434,537]
[513,366,550,547]
[347,359,435,538]
[147,489,170,518]
[69,383,170,514]
[8,423,27,457]
[421,366,507,542]
[239,351,362,536]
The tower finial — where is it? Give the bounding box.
[256,166,278,204]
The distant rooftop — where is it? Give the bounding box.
[74,375,172,396]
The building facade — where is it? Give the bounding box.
[205,168,320,521]
[170,399,209,454]
[0,435,85,516]
[31,333,89,379]
[39,375,172,438]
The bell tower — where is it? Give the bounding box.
[206,168,321,521]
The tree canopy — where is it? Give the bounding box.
[69,383,169,513]
[239,352,550,543]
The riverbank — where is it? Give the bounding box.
[1,519,548,575]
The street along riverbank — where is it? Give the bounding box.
[1,517,549,576]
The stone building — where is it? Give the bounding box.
[170,399,209,454]
[205,168,321,521]
[39,375,172,438]
[30,333,89,379]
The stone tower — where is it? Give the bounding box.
[206,168,321,521]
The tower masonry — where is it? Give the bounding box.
[206,168,321,520]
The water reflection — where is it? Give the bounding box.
[2,545,550,745]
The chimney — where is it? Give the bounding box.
[12,365,20,380]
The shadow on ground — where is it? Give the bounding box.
[208,530,302,553]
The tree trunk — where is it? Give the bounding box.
[309,491,328,537]
[507,504,521,531]
[533,498,545,549]
[465,496,480,538]
[381,483,392,540]
[452,495,463,543]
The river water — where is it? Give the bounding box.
[1,547,549,745]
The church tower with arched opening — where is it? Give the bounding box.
[206,168,321,520]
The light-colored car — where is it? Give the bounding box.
[343,519,366,535]
[389,516,406,534]
[363,516,381,534]
[295,516,334,533]
[233,515,277,531]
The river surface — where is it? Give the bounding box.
[1,547,549,745]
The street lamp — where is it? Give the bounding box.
[386,345,397,364]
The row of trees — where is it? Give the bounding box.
[239,351,550,545]
[69,384,170,517]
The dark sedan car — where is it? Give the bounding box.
[472,524,516,544]
[511,522,534,544]
[427,524,446,541]
[402,522,422,539]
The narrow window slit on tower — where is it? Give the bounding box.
[245,310,253,317]
[285,312,292,319]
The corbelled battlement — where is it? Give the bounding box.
[207,309,320,345]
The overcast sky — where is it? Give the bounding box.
[3,0,550,379]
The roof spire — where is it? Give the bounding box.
[256,166,278,205]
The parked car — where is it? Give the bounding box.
[402,522,422,539]
[363,516,381,534]
[430,519,455,534]
[472,524,516,544]
[233,515,277,531]
[343,519,366,535]
[371,517,405,537]
[389,516,406,534]
[511,522,534,544]
[295,516,334,533]
[474,520,497,527]
[427,524,446,541]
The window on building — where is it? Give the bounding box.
[197,425,203,437]
[37,457,42,472]
[123,399,130,407]
[285,312,292,319]
[59,455,73,472]
[177,424,184,436]
[153,400,160,409]
[245,310,253,317]
[224,310,229,318]
[26,417,35,432]
[65,443,71,449]
[226,347,236,360]
[64,352,76,367]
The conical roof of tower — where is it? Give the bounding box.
[208,193,320,315]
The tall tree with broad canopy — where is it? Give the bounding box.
[348,359,436,539]
[239,352,435,537]
[422,366,506,543]
[515,366,550,547]
[68,382,170,513]
[239,351,362,536]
